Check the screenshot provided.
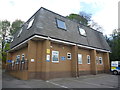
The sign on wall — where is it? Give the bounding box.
[7,60,12,63]
[52,51,59,62]
[61,57,66,61]
[31,59,34,62]
[46,55,50,62]
[47,49,50,54]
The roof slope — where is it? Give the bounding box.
[11,7,110,51]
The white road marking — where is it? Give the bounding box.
[70,79,114,88]
[46,80,68,88]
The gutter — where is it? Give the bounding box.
[8,34,111,53]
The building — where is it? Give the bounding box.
[7,7,111,80]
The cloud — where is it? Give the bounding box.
[0,0,81,22]
[91,0,119,35]
[0,0,119,35]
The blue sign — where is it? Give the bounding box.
[46,60,50,62]
[7,60,12,63]
[61,57,66,61]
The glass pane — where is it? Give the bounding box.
[78,54,82,64]
[79,28,86,36]
[88,59,90,63]
[27,18,34,29]
[99,57,102,64]
[22,54,25,60]
[67,53,71,59]
[57,19,66,29]
[17,27,23,37]
[87,55,90,64]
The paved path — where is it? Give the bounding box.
[2,72,119,89]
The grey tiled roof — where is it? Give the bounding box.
[10,7,110,51]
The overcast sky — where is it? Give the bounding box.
[0,0,119,35]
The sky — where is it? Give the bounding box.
[0,0,119,35]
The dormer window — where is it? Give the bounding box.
[56,19,66,30]
[11,36,14,42]
[78,27,86,36]
[17,27,23,37]
[27,18,34,29]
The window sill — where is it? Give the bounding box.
[52,61,59,63]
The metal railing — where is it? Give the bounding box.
[6,60,28,71]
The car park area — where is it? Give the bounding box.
[2,72,119,89]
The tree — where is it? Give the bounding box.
[1,20,10,63]
[1,19,24,63]
[67,11,104,32]
[66,13,89,26]
[89,20,104,32]
[105,29,120,61]
[10,19,24,35]
[2,20,10,41]
[0,21,2,61]
[79,11,92,22]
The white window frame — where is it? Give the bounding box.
[11,36,14,42]
[56,19,66,30]
[16,55,20,60]
[22,54,25,60]
[78,28,86,36]
[99,57,103,64]
[78,54,82,64]
[87,55,90,64]
[17,27,23,37]
[12,60,14,66]
[16,55,20,64]
[27,18,34,29]
[67,52,71,60]
[52,51,59,63]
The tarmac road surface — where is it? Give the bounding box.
[2,72,119,89]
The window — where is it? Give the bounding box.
[78,54,82,64]
[67,53,71,60]
[52,51,59,62]
[56,19,66,30]
[16,55,20,64]
[119,61,120,67]
[17,27,23,37]
[12,60,14,66]
[78,27,86,36]
[11,36,14,42]
[22,54,25,61]
[27,18,34,29]
[99,57,103,64]
[87,55,90,64]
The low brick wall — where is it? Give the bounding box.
[8,71,28,80]
[29,71,72,80]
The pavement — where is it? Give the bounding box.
[2,72,120,89]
